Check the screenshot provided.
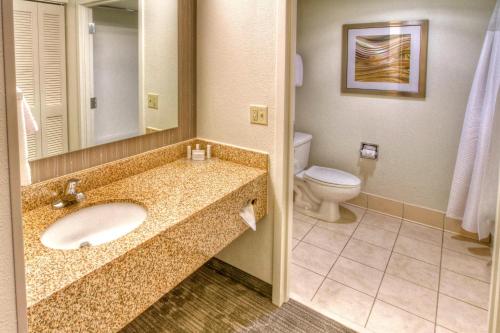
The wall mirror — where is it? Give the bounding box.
[13,0,179,161]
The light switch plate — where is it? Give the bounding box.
[250,105,268,125]
[147,93,159,110]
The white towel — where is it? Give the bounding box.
[295,54,303,87]
[16,87,39,186]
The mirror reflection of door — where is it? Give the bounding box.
[91,1,140,145]
[13,0,68,160]
[13,0,179,164]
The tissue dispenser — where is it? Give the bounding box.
[239,200,257,231]
[360,142,378,160]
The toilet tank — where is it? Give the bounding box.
[294,132,312,174]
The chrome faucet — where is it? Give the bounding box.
[52,178,86,209]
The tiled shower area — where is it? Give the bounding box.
[291,204,492,333]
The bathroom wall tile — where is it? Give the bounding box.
[293,220,314,240]
[377,274,438,322]
[439,269,490,310]
[437,294,488,333]
[292,242,337,276]
[292,239,299,249]
[367,194,403,217]
[386,253,440,291]
[399,221,443,246]
[393,235,441,266]
[441,249,492,283]
[360,211,401,233]
[367,300,435,333]
[312,279,374,327]
[403,203,444,229]
[303,226,350,254]
[290,264,324,303]
[443,232,491,260]
[346,193,367,208]
[444,217,481,241]
[327,257,383,296]
[352,224,398,250]
[341,238,391,271]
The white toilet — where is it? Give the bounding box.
[294,132,361,222]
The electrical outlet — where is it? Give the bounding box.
[250,105,268,125]
[147,93,159,110]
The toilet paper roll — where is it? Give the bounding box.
[361,148,377,159]
[239,202,256,231]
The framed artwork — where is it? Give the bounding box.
[341,20,429,98]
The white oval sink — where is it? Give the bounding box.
[41,202,147,250]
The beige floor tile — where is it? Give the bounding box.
[302,226,350,254]
[294,211,318,225]
[293,220,314,240]
[361,211,402,233]
[292,238,299,249]
[327,257,383,296]
[437,294,488,333]
[367,300,435,333]
[341,238,391,271]
[312,279,374,327]
[441,249,492,283]
[399,221,443,246]
[290,264,324,303]
[443,232,491,260]
[352,224,398,250]
[316,220,359,237]
[440,269,490,309]
[377,274,438,321]
[292,242,338,276]
[435,326,455,333]
[393,235,441,266]
[386,253,440,290]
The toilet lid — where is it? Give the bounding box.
[304,166,361,187]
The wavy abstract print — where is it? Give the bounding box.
[355,34,411,84]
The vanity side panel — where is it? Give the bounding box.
[26,174,267,333]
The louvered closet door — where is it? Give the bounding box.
[13,0,42,160]
[38,2,68,157]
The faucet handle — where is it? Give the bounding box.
[65,178,81,195]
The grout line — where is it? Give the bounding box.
[365,216,404,328]
[441,246,492,262]
[376,299,436,326]
[391,251,440,268]
[440,267,491,285]
[434,228,444,333]
[309,209,368,303]
[382,271,438,293]
[438,291,490,311]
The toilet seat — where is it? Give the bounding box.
[304,166,361,188]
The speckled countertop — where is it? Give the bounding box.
[23,157,266,308]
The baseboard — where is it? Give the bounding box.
[204,258,273,299]
[347,192,486,242]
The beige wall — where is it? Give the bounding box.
[197,0,278,283]
[296,0,495,211]
[0,5,19,330]
[143,0,178,131]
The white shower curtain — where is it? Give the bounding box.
[447,0,500,240]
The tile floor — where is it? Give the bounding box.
[291,204,492,333]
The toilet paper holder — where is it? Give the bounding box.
[360,142,379,160]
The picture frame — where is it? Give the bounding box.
[341,20,429,98]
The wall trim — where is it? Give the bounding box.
[2,0,28,331]
[348,191,486,241]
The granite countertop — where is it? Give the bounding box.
[23,157,267,308]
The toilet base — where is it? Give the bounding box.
[295,200,341,223]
